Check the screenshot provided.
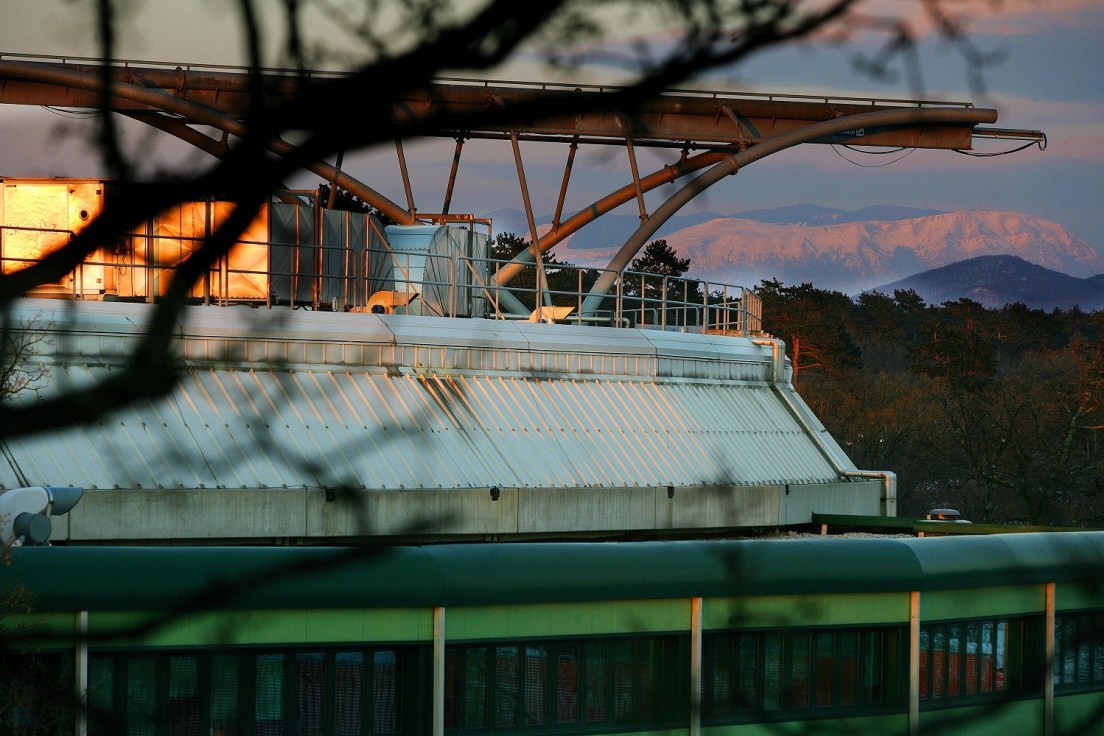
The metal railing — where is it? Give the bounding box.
[1,224,763,337]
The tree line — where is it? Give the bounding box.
[756,279,1104,527]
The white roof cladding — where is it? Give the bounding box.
[1,299,856,493]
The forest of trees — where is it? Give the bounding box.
[756,279,1104,527]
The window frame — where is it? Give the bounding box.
[918,614,1044,709]
[701,624,906,724]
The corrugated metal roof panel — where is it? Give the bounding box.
[1,299,853,495]
[3,365,841,492]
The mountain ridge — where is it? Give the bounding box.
[502,206,1104,304]
[872,255,1104,311]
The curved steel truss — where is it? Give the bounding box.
[0,54,1044,314]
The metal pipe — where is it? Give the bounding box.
[624,133,648,221]
[509,129,549,311]
[553,138,578,228]
[442,137,465,214]
[395,138,417,219]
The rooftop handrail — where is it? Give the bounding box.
[1,223,763,336]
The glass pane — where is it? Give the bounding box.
[763,634,782,711]
[255,653,285,736]
[556,644,579,724]
[373,650,399,734]
[1077,614,1093,684]
[583,642,607,723]
[947,625,962,697]
[859,631,883,705]
[612,640,634,721]
[965,623,980,695]
[1093,614,1104,684]
[790,633,810,709]
[737,636,759,712]
[210,654,240,736]
[296,653,324,736]
[995,621,1007,692]
[932,626,946,699]
[334,652,363,736]
[839,632,858,706]
[463,647,488,728]
[444,648,458,730]
[127,657,157,736]
[495,646,518,727]
[523,644,548,726]
[918,628,929,701]
[169,655,199,736]
[706,636,733,714]
[636,639,659,719]
[980,622,995,693]
[88,657,115,736]
[814,632,834,708]
[1061,616,1076,686]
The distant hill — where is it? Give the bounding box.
[871,255,1104,311]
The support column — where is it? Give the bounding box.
[76,610,88,736]
[433,606,446,736]
[1045,582,1055,736]
[909,590,920,736]
[690,596,702,735]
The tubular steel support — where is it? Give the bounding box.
[442,137,465,215]
[553,138,578,228]
[509,128,549,310]
[395,139,417,220]
[626,137,648,221]
[327,150,344,208]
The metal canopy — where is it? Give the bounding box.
[0,57,1026,150]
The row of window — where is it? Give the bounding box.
[5,611,1101,735]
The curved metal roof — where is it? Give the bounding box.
[6,533,1103,612]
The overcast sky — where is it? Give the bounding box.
[1,1,1101,262]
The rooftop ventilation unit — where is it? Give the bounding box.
[374,225,489,317]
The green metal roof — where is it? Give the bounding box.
[6,532,1102,613]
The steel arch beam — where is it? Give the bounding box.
[0,61,414,225]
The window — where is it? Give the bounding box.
[1054,610,1104,692]
[919,616,1042,705]
[703,626,901,723]
[444,635,686,731]
[88,647,405,736]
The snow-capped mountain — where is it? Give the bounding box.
[539,207,1104,295]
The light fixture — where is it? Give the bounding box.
[0,486,84,546]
